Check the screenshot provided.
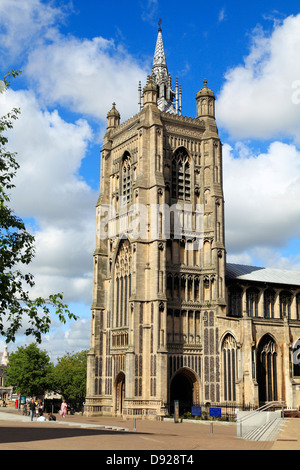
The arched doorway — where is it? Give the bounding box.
[115,372,125,415]
[169,368,200,415]
[257,335,278,405]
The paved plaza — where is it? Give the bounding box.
[0,407,299,452]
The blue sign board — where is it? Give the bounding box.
[209,407,222,418]
[191,406,202,417]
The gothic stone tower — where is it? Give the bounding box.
[85,26,226,418]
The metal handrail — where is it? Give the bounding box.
[236,401,285,438]
[237,401,285,423]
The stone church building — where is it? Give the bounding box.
[85,26,300,418]
[0,346,12,404]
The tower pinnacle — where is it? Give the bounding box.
[150,24,181,115]
[152,25,167,74]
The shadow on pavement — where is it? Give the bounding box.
[0,425,134,445]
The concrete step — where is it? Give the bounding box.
[243,418,285,442]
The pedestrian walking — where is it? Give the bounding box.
[37,398,43,416]
[29,398,36,422]
[60,400,68,418]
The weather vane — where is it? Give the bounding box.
[158,19,162,31]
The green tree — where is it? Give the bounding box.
[0,71,77,343]
[51,350,88,410]
[5,343,54,396]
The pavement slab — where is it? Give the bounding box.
[0,407,299,452]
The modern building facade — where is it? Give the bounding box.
[85,27,300,418]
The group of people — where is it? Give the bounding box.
[26,398,68,422]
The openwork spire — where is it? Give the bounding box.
[152,22,167,74]
[138,22,182,114]
[150,21,182,115]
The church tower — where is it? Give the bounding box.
[85,25,226,418]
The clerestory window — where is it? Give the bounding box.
[280,291,292,319]
[246,287,259,317]
[264,289,275,318]
[227,286,242,317]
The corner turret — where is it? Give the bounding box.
[106,102,120,129]
[196,79,216,119]
[143,75,158,106]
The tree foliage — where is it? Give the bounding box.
[5,343,54,396]
[5,345,88,405]
[50,350,88,407]
[0,71,78,343]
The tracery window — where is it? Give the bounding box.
[264,289,275,318]
[171,147,191,200]
[222,334,237,402]
[280,291,292,319]
[246,287,259,317]
[257,335,278,403]
[121,152,132,204]
[227,286,242,317]
[114,240,131,327]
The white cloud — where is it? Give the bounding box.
[3,0,300,360]
[223,141,300,254]
[29,229,93,305]
[251,246,300,271]
[141,0,159,24]
[4,89,95,222]
[42,318,91,363]
[217,14,300,143]
[29,236,93,306]
[0,0,67,64]
[25,35,148,122]
[218,8,226,23]
[217,14,300,271]
[2,88,95,306]
[1,0,149,123]
[0,0,151,355]
[6,317,91,363]
[226,251,254,266]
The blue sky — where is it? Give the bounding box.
[1,0,300,360]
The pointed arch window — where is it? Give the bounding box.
[227,286,242,317]
[172,147,191,200]
[246,287,259,317]
[114,240,131,327]
[121,152,132,204]
[257,335,278,403]
[280,291,292,318]
[264,289,275,318]
[222,334,237,402]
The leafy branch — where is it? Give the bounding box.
[0,72,78,343]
